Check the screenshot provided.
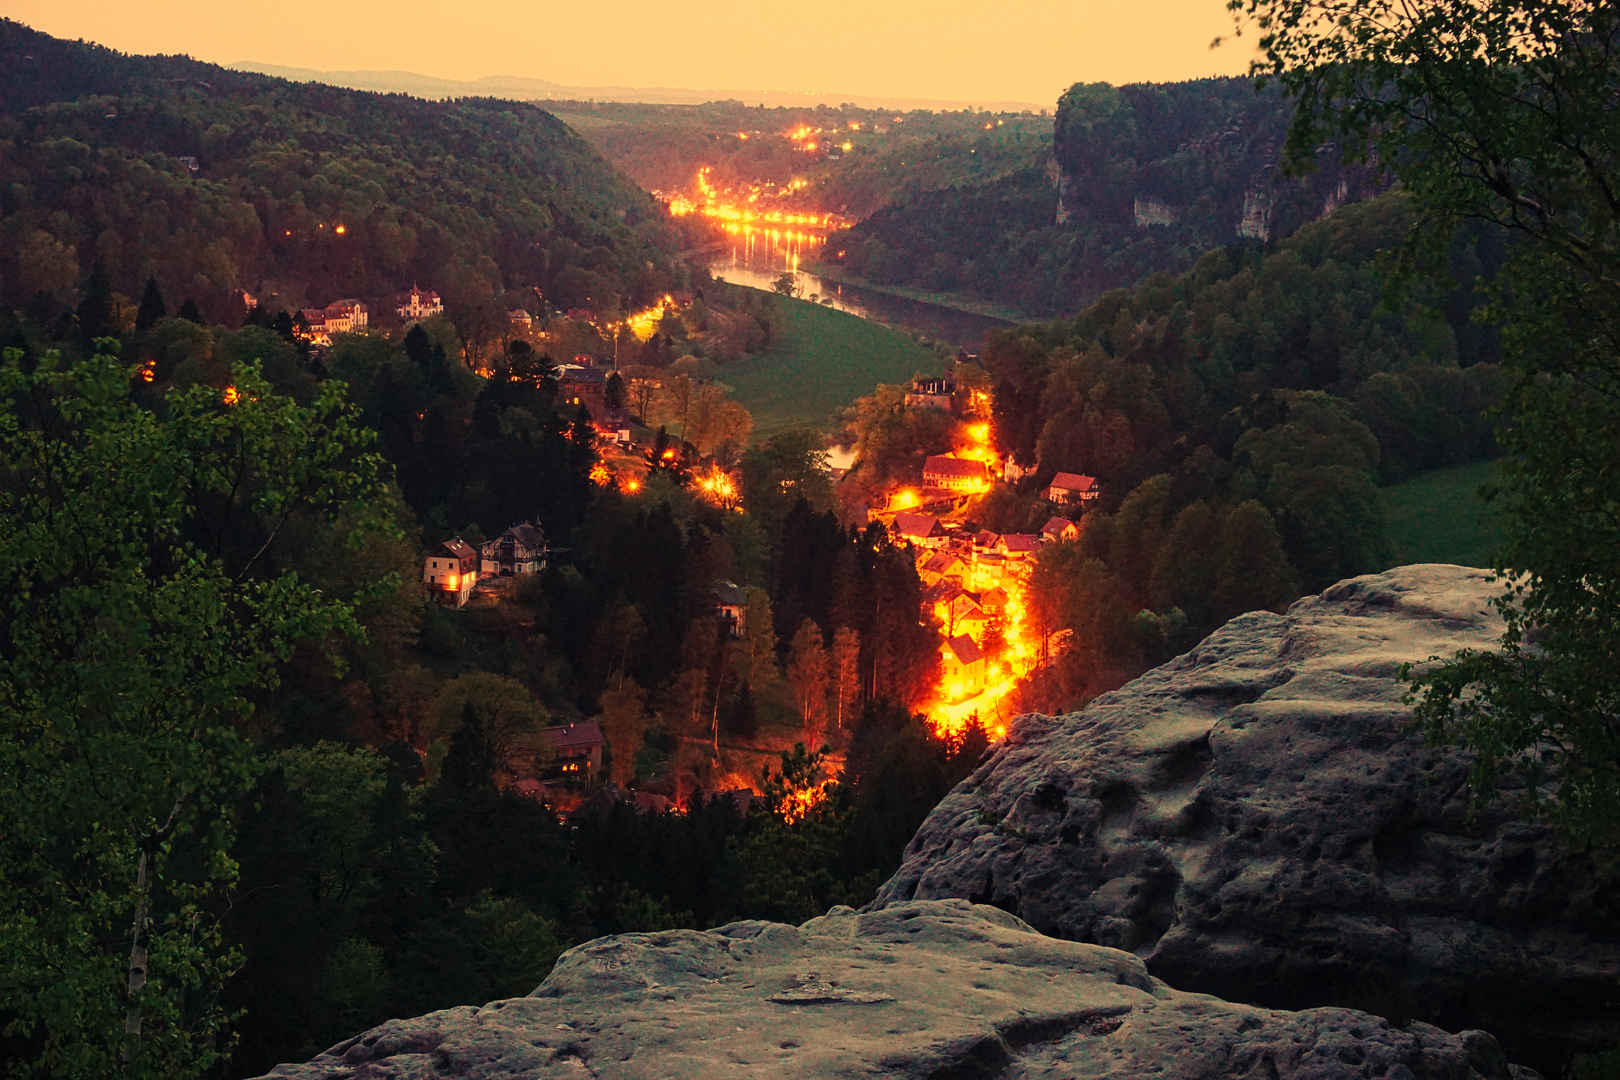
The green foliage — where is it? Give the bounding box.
[1237,0,1620,875]
[1380,460,1504,569]
[0,348,393,1079]
[0,20,683,323]
[723,291,936,435]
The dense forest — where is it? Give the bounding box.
[827,78,1386,317]
[0,271,968,1075]
[983,194,1499,705]
[0,20,689,328]
[838,193,1502,711]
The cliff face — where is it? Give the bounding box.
[871,565,1619,1072]
[260,900,1535,1080]
[1051,79,1384,240]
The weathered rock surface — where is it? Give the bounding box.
[260,899,1538,1080]
[871,565,1619,1071]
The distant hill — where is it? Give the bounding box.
[0,20,685,324]
[826,78,1386,318]
[228,62,1047,113]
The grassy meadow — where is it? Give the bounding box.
[1381,459,1504,569]
[726,293,938,436]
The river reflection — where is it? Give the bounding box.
[705,226,1017,348]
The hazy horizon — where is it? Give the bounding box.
[1,0,1258,108]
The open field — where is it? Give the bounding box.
[726,292,938,436]
[1382,459,1504,569]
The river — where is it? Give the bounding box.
[704,227,1018,348]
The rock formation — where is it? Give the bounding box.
[871,565,1619,1072]
[260,899,1536,1080]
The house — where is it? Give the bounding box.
[970,552,1006,591]
[996,534,1044,560]
[422,539,478,607]
[541,722,605,781]
[904,375,955,411]
[508,309,534,328]
[941,634,986,698]
[397,284,443,320]
[1041,516,1080,542]
[558,364,607,419]
[480,522,548,577]
[926,581,965,625]
[893,511,946,548]
[922,455,991,492]
[979,587,1010,617]
[1046,472,1099,505]
[569,784,673,818]
[946,592,988,638]
[1004,459,1035,483]
[918,550,968,586]
[296,299,369,346]
[712,580,747,638]
[593,407,634,444]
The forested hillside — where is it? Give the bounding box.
[980,194,1502,704]
[828,78,1385,317]
[0,20,687,325]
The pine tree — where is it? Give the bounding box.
[75,259,118,340]
[135,276,166,331]
[177,297,204,325]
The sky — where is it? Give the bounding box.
[3,0,1259,108]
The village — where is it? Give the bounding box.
[397,294,1098,808]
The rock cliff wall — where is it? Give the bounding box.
[871,565,1618,1071]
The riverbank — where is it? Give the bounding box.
[805,263,1037,326]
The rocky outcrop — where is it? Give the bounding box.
[261,899,1538,1080]
[872,565,1619,1072]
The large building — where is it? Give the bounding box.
[905,375,955,411]
[923,455,991,492]
[1046,472,1099,505]
[296,299,368,345]
[480,523,548,578]
[397,284,444,321]
[422,539,478,607]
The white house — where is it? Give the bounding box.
[1046,472,1099,505]
[397,284,444,320]
[480,523,547,578]
[423,539,478,607]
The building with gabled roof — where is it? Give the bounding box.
[540,721,605,781]
[397,284,443,320]
[423,538,478,607]
[893,511,946,548]
[919,550,968,586]
[480,522,547,578]
[1046,472,1099,505]
[941,633,986,697]
[923,455,991,492]
[712,580,747,638]
[1041,516,1080,542]
[997,533,1044,558]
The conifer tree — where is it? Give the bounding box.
[177,297,204,325]
[135,277,166,331]
[75,258,118,340]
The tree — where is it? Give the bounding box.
[426,673,553,779]
[786,618,829,735]
[597,680,649,788]
[76,257,119,340]
[604,370,627,410]
[177,297,205,325]
[0,348,393,1079]
[1232,0,1620,869]
[830,626,862,731]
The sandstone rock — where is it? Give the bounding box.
[871,565,1619,1072]
[258,899,1537,1080]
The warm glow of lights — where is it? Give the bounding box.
[334,224,346,234]
[781,781,830,824]
[893,488,920,510]
[222,385,240,405]
[139,361,155,383]
[695,465,739,508]
[445,573,458,589]
[841,141,853,151]
[658,167,852,233]
[620,476,643,494]
[589,462,613,486]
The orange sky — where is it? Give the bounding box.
[3,0,1258,108]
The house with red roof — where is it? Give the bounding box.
[941,634,986,697]
[397,284,443,320]
[541,721,605,782]
[922,455,991,492]
[893,511,947,548]
[1046,472,1099,505]
[422,538,478,607]
[1041,516,1080,542]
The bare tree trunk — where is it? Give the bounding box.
[122,850,150,1062]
